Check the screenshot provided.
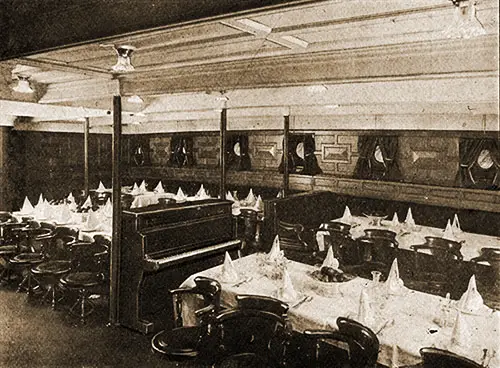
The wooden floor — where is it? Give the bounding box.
[0,283,204,368]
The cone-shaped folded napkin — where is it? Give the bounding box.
[84,210,101,231]
[175,187,187,201]
[226,191,236,202]
[253,195,264,212]
[405,208,415,226]
[58,203,73,224]
[457,275,484,314]
[392,212,399,227]
[244,188,256,206]
[35,193,44,209]
[451,311,469,347]
[280,269,298,302]
[102,198,113,218]
[221,251,239,283]
[452,214,461,233]
[322,246,340,270]
[20,196,35,214]
[358,288,375,326]
[267,235,284,261]
[81,195,93,209]
[341,206,352,223]
[139,180,147,193]
[385,259,406,295]
[443,220,457,241]
[196,184,209,199]
[67,192,75,204]
[96,181,107,193]
[131,182,140,195]
[154,181,165,193]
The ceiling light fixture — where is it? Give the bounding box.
[12,75,34,94]
[127,95,144,104]
[443,0,486,39]
[111,45,136,73]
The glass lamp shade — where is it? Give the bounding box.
[13,78,34,94]
[111,55,134,72]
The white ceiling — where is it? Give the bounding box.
[0,0,498,131]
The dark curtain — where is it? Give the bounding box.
[226,134,251,171]
[354,136,401,181]
[279,134,322,176]
[302,134,322,176]
[168,135,195,168]
[455,138,500,189]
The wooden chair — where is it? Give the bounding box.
[277,220,316,263]
[318,221,356,265]
[419,347,482,368]
[293,317,379,368]
[151,276,222,361]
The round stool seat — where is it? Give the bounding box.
[32,260,71,276]
[152,326,204,359]
[60,272,102,288]
[11,253,44,265]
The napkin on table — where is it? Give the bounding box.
[253,195,264,212]
[195,184,210,199]
[58,203,73,224]
[139,180,147,193]
[450,310,470,347]
[84,210,101,231]
[221,251,239,283]
[131,182,140,196]
[20,196,35,214]
[321,246,340,270]
[267,235,284,262]
[391,212,399,227]
[405,208,415,226]
[280,269,298,302]
[154,181,165,193]
[384,258,407,295]
[81,195,93,210]
[96,181,107,193]
[35,193,44,209]
[457,275,487,314]
[102,198,113,218]
[175,187,187,201]
[67,192,75,204]
[340,205,352,223]
[226,191,236,202]
[244,188,256,206]
[452,214,462,234]
[443,219,458,241]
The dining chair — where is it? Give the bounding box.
[277,220,316,264]
[206,308,289,368]
[293,317,379,368]
[318,221,356,265]
[151,276,222,361]
[419,347,482,368]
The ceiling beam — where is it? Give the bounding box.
[14,57,113,79]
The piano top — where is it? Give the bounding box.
[122,198,233,217]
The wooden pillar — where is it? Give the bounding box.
[109,95,122,325]
[283,114,290,197]
[83,117,90,197]
[220,107,227,200]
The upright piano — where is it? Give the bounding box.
[119,199,241,334]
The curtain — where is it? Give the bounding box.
[456,138,500,189]
[279,134,322,176]
[354,136,401,181]
[302,134,322,176]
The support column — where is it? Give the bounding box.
[109,95,122,325]
[283,114,290,197]
[220,107,227,200]
[83,117,90,197]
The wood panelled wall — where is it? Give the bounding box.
[3,129,499,213]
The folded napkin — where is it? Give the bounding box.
[195,184,210,200]
[279,269,298,302]
[221,251,239,283]
[405,208,415,226]
[340,206,352,223]
[96,181,107,193]
[58,203,73,224]
[84,210,101,231]
[253,195,264,212]
[457,275,486,314]
[316,231,329,252]
[452,214,462,234]
[267,235,284,262]
[35,193,44,209]
[35,200,52,220]
[450,310,470,347]
[175,187,187,201]
[154,181,165,194]
[20,196,35,214]
[244,188,256,206]
[102,198,113,218]
[131,182,140,196]
[443,219,458,241]
[67,192,75,204]
[321,246,340,270]
[384,258,406,295]
[358,288,375,327]
[139,180,147,193]
[226,191,236,202]
[81,195,93,210]
[392,212,399,227]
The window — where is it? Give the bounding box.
[168,135,195,168]
[354,136,402,181]
[226,134,251,171]
[456,138,499,190]
[279,133,322,176]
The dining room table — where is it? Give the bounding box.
[180,252,500,368]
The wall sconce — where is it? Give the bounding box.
[443,0,486,39]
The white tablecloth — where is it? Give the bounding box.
[181,253,500,367]
[328,216,500,262]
